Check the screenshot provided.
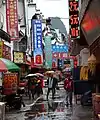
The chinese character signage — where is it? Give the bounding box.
[52,44,68,53]
[32,19,43,66]
[44,36,52,68]
[52,52,68,59]
[33,49,43,65]
[0,41,11,60]
[3,45,11,60]
[69,0,80,39]
[6,0,19,40]
[13,51,26,63]
[32,20,42,49]
[3,73,18,95]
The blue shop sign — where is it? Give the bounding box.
[32,20,42,49]
[52,44,68,53]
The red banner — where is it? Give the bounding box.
[6,0,19,40]
[3,73,18,95]
[3,44,11,60]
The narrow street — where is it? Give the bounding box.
[5,82,93,120]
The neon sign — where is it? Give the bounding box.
[69,0,80,39]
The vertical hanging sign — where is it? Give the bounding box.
[6,0,19,40]
[32,19,43,65]
[69,0,80,39]
[44,36,52,68]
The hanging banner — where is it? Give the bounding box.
[32,19,43,65]
[44,36,52,68]
[6,0,19,40]
[69,0,80,39]
[32,19,42,50]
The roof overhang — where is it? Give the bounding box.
[0,29,10,43]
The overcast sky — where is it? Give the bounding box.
[35,0,69,33]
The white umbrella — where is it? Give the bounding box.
[35,73,44,77]
[25,73,37,78]
[45,71,54,74]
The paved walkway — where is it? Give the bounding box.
[71,104,93,120]
[5,83,93,120]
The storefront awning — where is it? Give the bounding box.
[0,29,10,43]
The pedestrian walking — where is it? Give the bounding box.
[39,76,44,94]
[47,73,58,100]
[64,75,73,106]
[27,78,35,100]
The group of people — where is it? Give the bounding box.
[27,75,44,100]
[46,72,73,106]
[26,72,73,106]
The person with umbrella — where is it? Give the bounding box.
[36,73,44,95]
[27,76,36,100]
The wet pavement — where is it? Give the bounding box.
[5,82,93,120]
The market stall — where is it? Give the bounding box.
[0,58,22,109]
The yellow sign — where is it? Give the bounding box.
[14,51,24,63]
[0,41,4,58]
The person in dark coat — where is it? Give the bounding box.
[47,73,58,100]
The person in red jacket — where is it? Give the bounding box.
[64,75,73,106]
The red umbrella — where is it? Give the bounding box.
[0,58,20,72]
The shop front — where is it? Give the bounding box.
[80,0,100,119]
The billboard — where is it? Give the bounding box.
[6,0,19,40]
[32,19,42,49]
[32,19,43,65]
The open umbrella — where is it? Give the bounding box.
[45,70,55,74]
[35,73,44,77]
[0,58,20,72]
[25,73,37,78]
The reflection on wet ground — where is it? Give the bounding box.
[24,97,72,120]
[5,87,92,120]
